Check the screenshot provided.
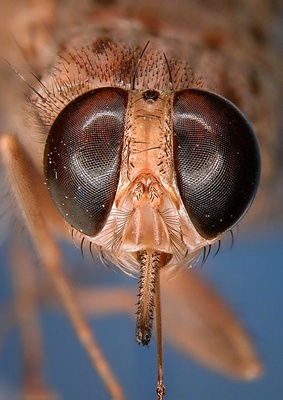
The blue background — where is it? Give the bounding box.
[0,224,282,400]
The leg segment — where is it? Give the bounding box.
[0,134,124,400]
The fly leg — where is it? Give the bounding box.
[10,233,58,399]
[0,134,124,400]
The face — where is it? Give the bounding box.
[44,84,260,267]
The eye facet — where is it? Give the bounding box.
[173,89,260,239]
[44,87,128,236]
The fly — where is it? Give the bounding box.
[0,1,282,399]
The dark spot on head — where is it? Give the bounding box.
[143,90,159,102]
[249,68,262,96]
[135,13,162,37]
[249,23,267,45]
[92,0,117,5]
[92,37,114,55]
[202,32,225,50]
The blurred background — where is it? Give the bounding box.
[0,224,283,400]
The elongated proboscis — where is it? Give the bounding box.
[136,250,166,399]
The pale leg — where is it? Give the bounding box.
[0,134,124,400]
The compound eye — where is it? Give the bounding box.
[44,87,128,236]
[173,89,260,239]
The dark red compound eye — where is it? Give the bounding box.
[44,87,128,236]
[173,89,260,239]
